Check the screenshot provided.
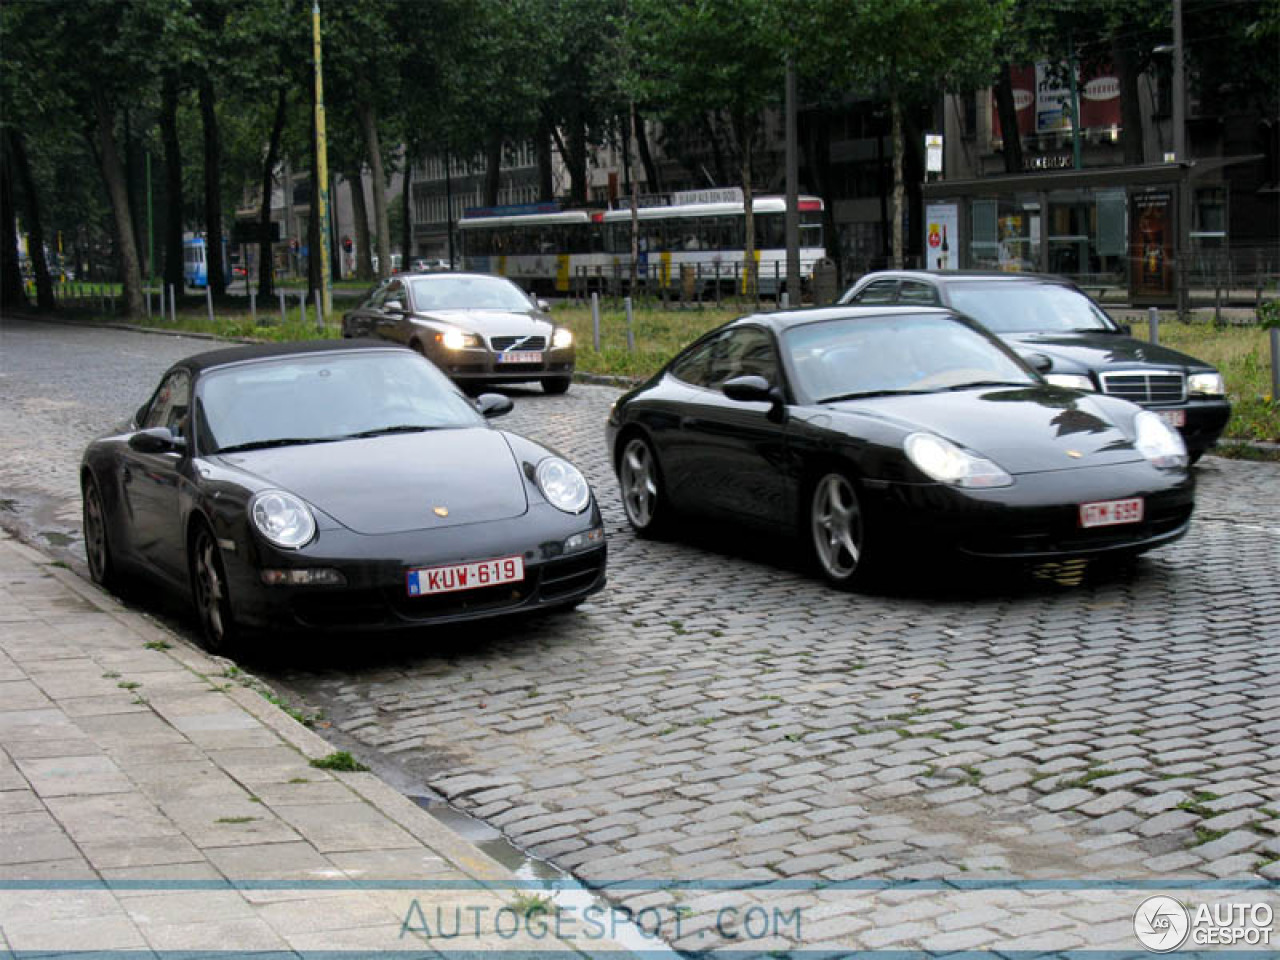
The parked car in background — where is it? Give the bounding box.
[838,271,1230,461]
[80,341,606,652]
[608,306,1193,588]
[411,258,452,273]
[342,272,575,394]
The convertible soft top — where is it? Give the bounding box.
[176,338,400,375]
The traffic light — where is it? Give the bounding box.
[342,236,352,252]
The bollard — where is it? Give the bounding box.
[206,285,214,325]
[1148,306,1160,345]
[169,285,176,322]
[591,292,601,351]
[1271,328,1279,408]
[278,289,286,325]
[250,291,257,326]
[313,289,323,331]
[780,291,790,310]
[300,290,308,328]
[146,287,152,321]
[625,296,635,352]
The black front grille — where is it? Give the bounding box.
[1100,371,1185,404]
[490,336,547,352]
[388,579,534,620]
[541,552,605,600]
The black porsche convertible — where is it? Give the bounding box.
[81,341,606,651]
[606,306,1194,587]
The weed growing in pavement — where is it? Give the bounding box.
[507,893,555,918]
[310,751,368,772]
[144,639,171,651]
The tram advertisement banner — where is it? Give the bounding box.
[1129,190,1174,303]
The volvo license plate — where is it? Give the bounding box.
[1079,498,1144,528]
[407,556,524,596]
[498,351,542,364]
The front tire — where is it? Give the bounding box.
[618,435,669,537]
[808,472,872,589]
[190,523,240,655]
[542,376,571,395]
[82,474,127,594]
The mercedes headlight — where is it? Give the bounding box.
[904,433,1013,488]
[1133,410,1187,469]
[535,457,591,514]
[1188,371,1225,396]
[552,327,574,349]
[250,490,316,549]
[1044,373,1094,391]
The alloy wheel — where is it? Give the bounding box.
[810,473,864,582]
[620,437,660,531]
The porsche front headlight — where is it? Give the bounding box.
[1133,410,1188,469]
[250,490,316,549]
[904,433,1013,488]
[535,457,591,514]
[1188,371,1225,396]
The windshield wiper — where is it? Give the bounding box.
[216,436,344,454]
[818,389,929,403]
[942,380,1033,391]
[346,424,442,439]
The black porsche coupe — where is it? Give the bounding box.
[81,341,606,651]
[606,306,1194,587]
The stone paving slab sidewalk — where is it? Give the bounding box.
[0,530,635,958]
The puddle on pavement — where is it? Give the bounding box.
[39,530,77,548]
[412,796,681,959]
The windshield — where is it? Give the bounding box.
[197,351,484,453]
[947,282,1114,334]
[407,275,535,312]
[784,313,1037,402]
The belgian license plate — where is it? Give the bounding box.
[1156,409,1186,428]
[498,351,542,364]
[1079,497,1144,529]
[406,556,524,596]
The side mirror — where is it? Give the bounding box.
[536,298,551,312]
[384,299,404,313]
[128,426,187,455]
[475,393,513,419]
[1022,352,1054,374]
[722,375,774,403]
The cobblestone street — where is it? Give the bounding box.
[2,315,1278,952]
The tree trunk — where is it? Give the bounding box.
[483,134,502,207]
[199,78,226,296]
[400,160,412,261]
[257,86,287,299]
[356,101,391,279]
[0,133,27,312]
[7,127,54,310]
[159,74,185,293]
[567,117,588,205]
[348,167,373,281]
[1113,39,1145,166]
[92,93,144,317]
[995,62,1024,174]
[890,87,904,269]
[634,108,661,195]
[535,118,554,201]
[733,106,757,297]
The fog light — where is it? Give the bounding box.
[563,527,605,554]
[260,568,346,586]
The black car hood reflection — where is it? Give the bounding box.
[1005,331,1207,370]
[211,428,529,535]
[421,309,550,336]
[822,385,1141,474]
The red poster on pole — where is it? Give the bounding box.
[1129,190,1175,304]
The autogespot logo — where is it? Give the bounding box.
[1134,896,1191,952]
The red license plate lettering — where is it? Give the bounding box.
[1079,498,1145,528]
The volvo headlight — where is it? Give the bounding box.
[439,329,481,350]
[250,490,316,549]
[904,433,1013,488]
[1133,410,1187,469]
[1045,373,1094,391]
[535,457,591,514]
[552,327,574,349]
[1188,371,1225,396]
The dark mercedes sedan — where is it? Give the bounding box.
[838,271,1231,461]
[607,306,1194,587]
[81,341,605,651]
[342,272,575,393]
